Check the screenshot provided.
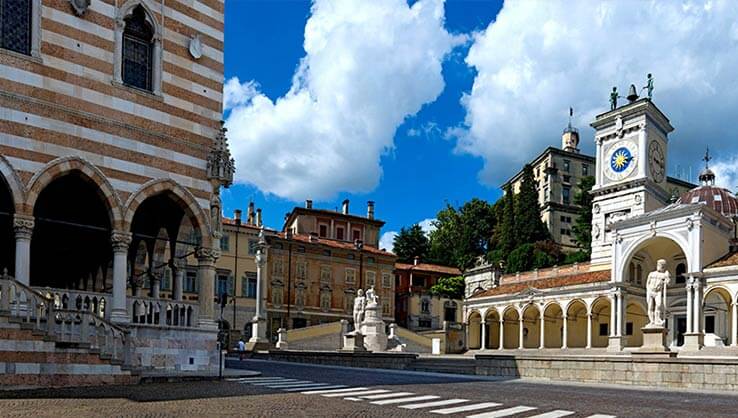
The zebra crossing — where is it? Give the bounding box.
[227,376,616,418]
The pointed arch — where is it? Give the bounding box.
[124,178,211,248]
[115,0,163,95]
[0,155,26,213]
[25,156,123,229]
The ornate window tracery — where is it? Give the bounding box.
[122,5,153,91]
[0,0,32,55]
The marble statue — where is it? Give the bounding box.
[365,286,379,307]
[352,289,366,328]
[646,259,670,327]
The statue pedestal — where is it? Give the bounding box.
[607,336,625,352]
[359,303,387,352]
[636,326,675,357]
[682,332,704,352]
[246,316,270,352]
[341,332,366,352]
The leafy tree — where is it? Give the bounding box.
[506,241,562,273]
[571,176,596,257]
[497,184,517,254]
[429,276,465,299]
[392,224,430,263]
[428,198,496,270]
[514,164,550,244]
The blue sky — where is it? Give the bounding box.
[221,0,738,249]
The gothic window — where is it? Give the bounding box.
[0,0,32,55]
[122,5,154,91]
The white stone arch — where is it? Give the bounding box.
[114,0,163,95]
[0,154,26,213]
[617,232,692,284]
[465,308,482,324]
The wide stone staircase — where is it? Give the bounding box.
[406,357,478,375]
[0,273,139,388]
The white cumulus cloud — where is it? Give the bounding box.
[453,0,738,187]
[378,218,436,253]
[225,0,461,201]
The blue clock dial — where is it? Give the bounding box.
[610,147,632,173]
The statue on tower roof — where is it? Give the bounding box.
[609,86,619,110]
[642,73,654,100]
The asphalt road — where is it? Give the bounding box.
[1,359,737,417]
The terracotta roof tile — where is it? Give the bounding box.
[272,233,396,257]
[707,251,738,269]
[394,263,461,275]
[470,269,611,299]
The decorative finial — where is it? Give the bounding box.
[207,120,235,188]
[703,146,711,170]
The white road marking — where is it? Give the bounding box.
[263,381,315,388]
[528,411,576,418]
[431,403,503,415]
[302,387,368,395]
[235,377,287,383]
[251,379,301,385]
[371,395,440,405]
[283,384,347,392]
[324,389,389,398]
[585,415,617,418]
[468,405,537,418]
[344,397,364,401]
[361,392,416,400]
[400,399,469,410]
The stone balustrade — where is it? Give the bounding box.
[128,296,198,328]
[34,288,110,320]
[1,274,130,366]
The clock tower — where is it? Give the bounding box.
[589,97,674,266]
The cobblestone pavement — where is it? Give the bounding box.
[2,359,738,417]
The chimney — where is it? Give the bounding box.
[247,202,255,225]
[256,208,262,227]
[367,201,375,220]
[234,209,242,225]
[305,199,313,209]
[414,256,420,266]
[342,199,349,215]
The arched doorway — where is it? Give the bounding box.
[0,175,14,275]
[485,309,500,349]
[566,300,588,348]
[30,173,112,291]
[703,287,733,346]
[502,307,520,349]
[543,303,564,348]
[467,311,482,349]
[590,297,611,348]
[522,304,540,349]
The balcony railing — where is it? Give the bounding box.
[128,296,198,328]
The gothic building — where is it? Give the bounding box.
[0,0,229,384]
[465,96,738,355]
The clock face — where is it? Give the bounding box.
[649,141,665,183]
[605,141,638,181]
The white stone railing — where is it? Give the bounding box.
[33,287,110,320]
[1,275,130,365]
[128,296,198,328]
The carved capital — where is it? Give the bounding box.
[110,231,132,252]
[13,215,34,239]
[196,247,220,263]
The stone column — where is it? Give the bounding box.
[609,294,617,337]
[197,247,218,329]
[248,230,269,350]
[480,320,487,350]
[562,314,568,349]
[586,313,592,349]
[539,313,545,349]
[110,232,131,324]
[498,318,504,350]
[151,272,161,300]
[13,215,34,286]
[518,316,524,350]
[617,292,626,337]
[173,260,184,302]
[694,279,702,334]
[683,276,704,351]
[686,281,693,334]
[732,302,738,347]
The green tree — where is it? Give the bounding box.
[392,224,430,263]
[429,275,465,299]
[497,184,517,254]
[428,198,496,270]
[571,176,596,258]
[514,164,550,244]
